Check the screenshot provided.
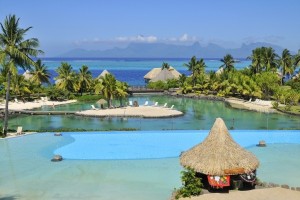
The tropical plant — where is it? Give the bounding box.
[161,62,170,70]
[293,51,300,71]
[279,49,293,85]
[30,59,51,85]
[0,15,42,136]
[248,48,263,74]
[10,74,31,96]
[262,47,278,72]
[184,56,198,86]
[175,167,203,199]
[220,54,235,72]
[178,74,187,87]
[115,81,128,107]
[55,62,76,92]
[255,72,280,99]
[77,65,92,96]
[45,86,70,101]
[94,73,117,107]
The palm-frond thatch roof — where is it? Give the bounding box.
[23,70,33,80]
[180,118,259,176]
[97,69,110,79]
[144,67,181,82]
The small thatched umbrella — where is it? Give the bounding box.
[97,99,107,109]
[97,99,107,105]
[180,118,259,176]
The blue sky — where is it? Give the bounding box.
[1,0,300,56]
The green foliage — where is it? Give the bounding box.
[175,167,203,199]
[0,125,3,137]
[284,104,292,111]
[255,72,280,98]
[272,101,279,109]
[76,94,104,102]
[286,79,300,92]
[147,80,168,90]
[166,78,180,88]
[45,86,70,101]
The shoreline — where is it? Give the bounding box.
[168,92,279,113]
[0,99,77,111]
[75,106,183,118]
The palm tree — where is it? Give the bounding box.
[220,54,235,72]
[184,56,198,86]
[115,81,128,106]
[161,62,170,70]
[0,15,42,136]
[293,51,300,68]
[262,47,278,72]
[77,65,92,96]
[55,62,76,92]
[10,74,31,96]
[30,59,51,85]
[279,49,293,85]
[178,74,186,87]
[95,73,117,108]
[248,48,263,74]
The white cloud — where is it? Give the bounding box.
[179,33,189,42]
[116,35,158,43]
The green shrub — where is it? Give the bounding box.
[76,95,102,102]
[175,167,203,199]
[0,125,3,137]
[272,101,279,109]
[147,81,168,90]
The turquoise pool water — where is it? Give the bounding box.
[1,130,299,200]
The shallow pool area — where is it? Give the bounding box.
[1,130,300,200]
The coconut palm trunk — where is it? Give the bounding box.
[3,71,11,136]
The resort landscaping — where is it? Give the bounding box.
[0,14,300,200]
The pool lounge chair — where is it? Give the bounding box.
[129,101,133,106]
[169,105,174,109]
[91,105,99,110]
[14,98,20,103]
[162,103,167,108]
[153,102,158,106]
[144,101,149,106]
[16,126,23,135]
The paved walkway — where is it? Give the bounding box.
[180,188,300,200]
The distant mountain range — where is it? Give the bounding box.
[59,42,287,58]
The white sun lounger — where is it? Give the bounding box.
[129,101,133,106]
[153,102,158,106]
[144,101,149,106]
[14,98,20,103]
[169,105,174,109]
[162,103,167,108]
[16,126,23,135]
[91,105,99,110]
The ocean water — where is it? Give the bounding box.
[33,58,251,85]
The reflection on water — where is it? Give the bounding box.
[6,95,300,131]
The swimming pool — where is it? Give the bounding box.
[0,130,300,200]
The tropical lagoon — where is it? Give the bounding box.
[7,95,300,131]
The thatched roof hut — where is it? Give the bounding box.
[97,69,110,79]
[23,70,33,80]
[144,67,181,83]
[180,118,259,176]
